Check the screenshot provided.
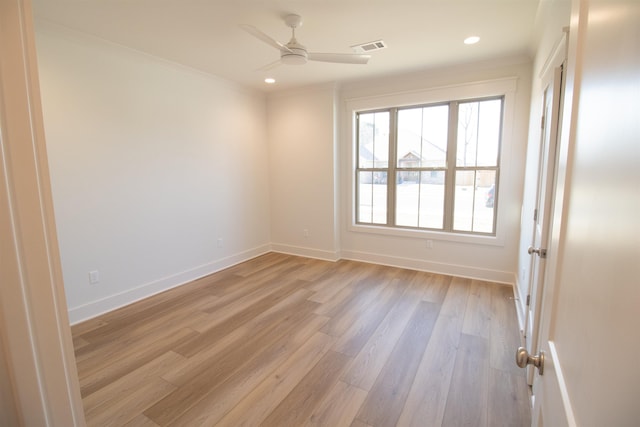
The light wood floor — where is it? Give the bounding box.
[72,252,531,427]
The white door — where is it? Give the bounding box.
[523,34,566,386]
[526,0,640,425]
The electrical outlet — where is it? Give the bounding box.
[303,229,309,238]
[89,270,99,285]
[217,238,223,248]
[426,240,433,249]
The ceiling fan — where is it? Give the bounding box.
[241,14,371,70]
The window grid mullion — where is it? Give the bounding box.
[355,114,360,223]
[443,101,459,232]
[387,108,398,227]
[415,109,424,228]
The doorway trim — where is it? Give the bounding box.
[0,0,84,424]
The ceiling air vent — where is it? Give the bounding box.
[351,40,387,54]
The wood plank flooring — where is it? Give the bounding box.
[71,252,531,427]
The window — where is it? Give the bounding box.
[356,97,503,235]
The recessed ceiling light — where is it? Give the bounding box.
[264,78,276,84]
[464,36,480,45]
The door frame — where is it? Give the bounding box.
[0,0,84,424]
[523,31,568,386]
[530,5,587,422]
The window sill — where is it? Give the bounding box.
[347,223,505,247]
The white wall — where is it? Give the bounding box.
[338,58,533,283]
[516,0,571,328]
[36,24,271,323]
[267,84,340,260]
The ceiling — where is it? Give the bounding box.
[31,0,541,93]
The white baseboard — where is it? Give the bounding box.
[270,243,340,262]
[69,244,519,324]
[514,276,528,334]
[67,244,271,324]
[340,249,515,285]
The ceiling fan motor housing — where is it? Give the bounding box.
[284,14,303,29]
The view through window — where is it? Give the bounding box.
[356,97,503,235]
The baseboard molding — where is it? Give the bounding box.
[514,276,528,334]
[69,244,518,324]
[67,244,271,324]
[340,249,515,285]
[270,243,340,262]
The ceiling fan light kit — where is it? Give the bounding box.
[242,14,371,69]
[281,49,308,65]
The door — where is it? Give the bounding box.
[523,34,566,386]
[527,26,575,426]
[524,0,640,424]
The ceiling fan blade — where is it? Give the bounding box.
[307,52,371,64]
[240,24,292,53]
[257,59,282,72]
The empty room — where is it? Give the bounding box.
[1,0,638,426]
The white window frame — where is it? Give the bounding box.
[345,77,517,246]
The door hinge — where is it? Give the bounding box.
[526,295,531,306]
[533,208,538,222]
[541,115,545,129]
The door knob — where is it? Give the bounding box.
[515,346,544,375]
[527,246,547,258]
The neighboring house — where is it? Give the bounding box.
[397,151,422,183]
